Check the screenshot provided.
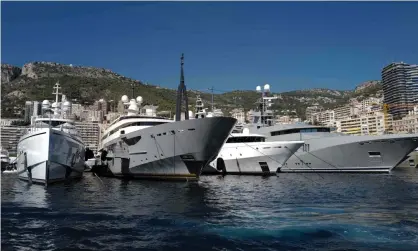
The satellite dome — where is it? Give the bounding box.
[62,101,71,111]
[136,96,143,104]
[256,86,262,92]
[121,95,129,103]
[264,84,270,92]
[42,100,51,109]
[127,99,139,115]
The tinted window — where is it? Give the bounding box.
[271,127,330,136]
[226,136,265,143]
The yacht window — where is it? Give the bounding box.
[226,136,265,143]
[37,121,67,128]
[108,121,168,137]
[270,127,330,136]
[368,151,381,157]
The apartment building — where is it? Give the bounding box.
[305,105,323,122]
[0,126,26,156]
[382,62,418,118]
[392,107,418,134]
[74,122,101,153]
[230,108,245,124]
[339,111,392,136]
[333,105,360,120]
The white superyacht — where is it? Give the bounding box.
[247,85,418,173]
[98,54,237,181]
[192,95,304,175]
[16,83,86,185]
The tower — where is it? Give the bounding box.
[175,53,189,121]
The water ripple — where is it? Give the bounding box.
[2,168,418,250]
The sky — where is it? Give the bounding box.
[1,1,418,93]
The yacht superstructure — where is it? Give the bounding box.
[16,83,86,185]
[246,84,418,173]
[98,54,236,181]
[204,130,304,175]
[193,94,304,175]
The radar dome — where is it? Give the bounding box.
[136,96,143,104]
[62,101,71,111]
[264,84,270,92]
[256,86,262,92]
[42,100,51,109]
[121,95,129,103]
[127,99,139,115]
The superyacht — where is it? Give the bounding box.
[246,84,418,173]
[192,95,304,175]
[98,54,236,181]
[16,83,86,185]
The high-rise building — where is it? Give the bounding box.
[74,122,101,153]
[24,101,33,123]
[32,101,42,117]
[382,62,418,118]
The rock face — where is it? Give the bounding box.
[1,64,22,84]
[354,80,381,93]
[20,61,136,82]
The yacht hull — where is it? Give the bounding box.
[278,135,418,173]
[16,129,85,185]
[102,117,237,181]
[203,141,304,175]
[395,149,418,168]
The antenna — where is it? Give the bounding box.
[131,82,135,98]
[52,82,62,104]
[208,86,214,111]
[175,53,189,121]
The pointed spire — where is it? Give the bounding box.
[175,53,189,121]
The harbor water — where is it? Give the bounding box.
[2,169,418,251]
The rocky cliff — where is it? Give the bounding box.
[1,64,22,84]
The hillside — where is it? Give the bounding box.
[1,62,382,119]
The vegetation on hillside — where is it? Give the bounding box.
[1,63,384,120]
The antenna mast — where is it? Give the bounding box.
[175,53,189,121]
[52,82,62,104]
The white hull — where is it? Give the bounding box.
[278,135,418,173]
[204,141,304,174]
[16,128,85,185]
[102,117,236,181]
[396,150,418,168]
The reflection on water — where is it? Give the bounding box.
[2,168,418,250]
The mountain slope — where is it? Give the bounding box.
[1,62,382,119]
